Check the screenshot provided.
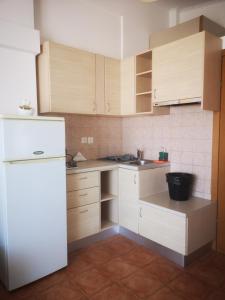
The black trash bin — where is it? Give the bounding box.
[166,172,193,201]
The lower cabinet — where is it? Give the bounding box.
[67,202,100,242]
[139,204,186,254]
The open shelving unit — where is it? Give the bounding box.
[135,50,152,114]
[100,170,118,231]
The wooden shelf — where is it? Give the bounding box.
[101,220,116,231]
[136,91,152,96]
[136,70,152,77]
[101,193,116,202]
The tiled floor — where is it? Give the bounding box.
[1,234,225,299]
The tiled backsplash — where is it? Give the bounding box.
[62,114,122,159]
[122,105,213,199]
[62,104,213,200]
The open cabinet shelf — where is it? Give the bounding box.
[100,170,118,230]
[136,50,153,113]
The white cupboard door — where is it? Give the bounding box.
[152,32,204,104]
[119,169,139,233]
[139,204,187,255]
[105,57,121,115]
[49,42,96,114]
[4,158,67,290]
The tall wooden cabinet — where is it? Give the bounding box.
[37,41,96,114]
[152,31,222,111]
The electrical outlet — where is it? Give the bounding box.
[81,137,87,144]
[88,137,94,144]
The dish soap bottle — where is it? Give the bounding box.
[159,147,169,161]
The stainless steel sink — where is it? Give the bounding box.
[127,159,154,166]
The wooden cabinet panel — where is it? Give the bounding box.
[38,41,96,114]
[119,169,139,233]
[67,187,100,209]
[139,204,187,254]
[105,57,121,115]
[67,171,99,192]
[67,203,100,242]
[152,31,221,111]
[152,32,204,104]
[121,57,135,115]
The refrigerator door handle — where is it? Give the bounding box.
[5,157,65,164]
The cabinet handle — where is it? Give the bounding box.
[79,177,87,180]
[134,174,137,184]
[139,207,143,218]
[80,209,88,214]
[79,193,88,197]
[153,88,156,99]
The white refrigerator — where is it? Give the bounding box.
[0,115,68,291]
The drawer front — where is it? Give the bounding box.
[67,202,100,242]
[67,187,100,209]
[139,204,187,254]
[67,171,99,191]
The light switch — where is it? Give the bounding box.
[81,137,87,144]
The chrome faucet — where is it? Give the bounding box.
[137,149,144,160]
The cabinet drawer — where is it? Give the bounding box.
[67,187,100,209]
[67,171,99,191]
[139,204,187,254]
[67,202,100,242]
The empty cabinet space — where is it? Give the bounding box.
[100,170,118,230]
[101,200,118,230]
[100,170,117,202]
[136,50,153,114]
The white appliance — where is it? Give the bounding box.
[0,115,67,291]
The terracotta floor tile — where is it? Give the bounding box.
[74,267,112,296]
[36,281,87,300]
[66,252,92,276]
[144,257,182,284]
[122,245,158,267]
[147,287,185,300]
[81,243,116,265]
[103,235,136,256]
[121,269,163,299]
[101,257,139,281]
[187,259,225,288]
[168,273,213,300]
[90,283,140,300]
[206,289,225,300]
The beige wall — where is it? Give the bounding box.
[64,104,213,200]
[122,105,213,200]
[63,114,122,159]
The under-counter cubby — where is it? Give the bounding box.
[100,169,118,230]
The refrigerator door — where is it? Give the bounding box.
[4,157,67,290]
[0,118,65,161]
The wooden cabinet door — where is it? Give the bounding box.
[105,57,121,115]
[121,57,135,115]
[119,169,139,233]
[49,42,96,114]
[139,204,187,254]
[152,32,204,104]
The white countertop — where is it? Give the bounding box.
[139,191,216,217]
[0,114,64,121]
[66,159,170,174]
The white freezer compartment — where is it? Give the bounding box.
[2,158,67,290]
[0,118,65,161]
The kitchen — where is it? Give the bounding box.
[0,0,225,299]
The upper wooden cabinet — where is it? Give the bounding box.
[152,31,222,111]
[37,41,96,114]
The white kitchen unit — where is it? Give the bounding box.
[119,166,169,233]
[139,192,217,255]
[0,115,67,291]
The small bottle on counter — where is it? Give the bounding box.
[159,147,169,161]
